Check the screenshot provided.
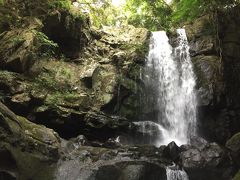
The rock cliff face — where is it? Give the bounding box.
[0,0,149,141]
[183,8,240,179]
[0,0,240,179]
[185,6,240,146]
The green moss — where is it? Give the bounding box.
[233,170,240,180]
[34,72,59,92]
[0,70,19,79]
[120,43,148,62]
[48,0,71,10]
[9,35,25,46]
[6,141,57,180]
[46,92,81,105]
[33,31,58,57]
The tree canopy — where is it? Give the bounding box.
[81,0,240,30]
[9,0,235,30]
[171,0,239,24]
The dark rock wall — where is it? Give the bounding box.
[186,6,240,144]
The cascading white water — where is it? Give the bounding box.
[166,167,189,180]
[142,29,197,146]
[174,29,197,138]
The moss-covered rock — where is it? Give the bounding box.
[192,55,223,106]
[226,132,240,166]
[43,8,90,58]
[0,18,43,72]
[0,102,61,180]
[184,6,240,145]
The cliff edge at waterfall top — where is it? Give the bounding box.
[0,0,240,180]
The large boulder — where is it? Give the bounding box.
[179,138,234,180]
[0,102,61,180]
[192,55,223,106]
[56,141,168,180]
[43,9,90,58]
[0,18,43,73]
[226,132,240,166]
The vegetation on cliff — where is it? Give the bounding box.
[65,0,240,30]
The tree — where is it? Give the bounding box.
[171,0,239,24]
[76,0,120,27]
[124,0,172,30]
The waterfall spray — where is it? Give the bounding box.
[140,29,197,146]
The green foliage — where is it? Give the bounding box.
[124,0,172,31]
[0,0,3,5]
[77,0,120,27]
[171,0,203,24]
[35,72,59,92]
[46,91,81,105]
[10,36,25,46]
[0,14,15,33]
[48,0,71,10]
[34,31,58,57]
[122,0,239,29]
[171,0,239,24]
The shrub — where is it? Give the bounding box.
[34,31,59,57]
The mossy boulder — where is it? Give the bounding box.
[92,65,117,109]
[0,14,149,140]
[0,18,43,73]
[226,132,240,166]
[0,102,61,180]
[43,9,90,58]
[192,55,223,106]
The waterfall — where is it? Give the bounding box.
[141,29,197,146]
[166,167,189,180]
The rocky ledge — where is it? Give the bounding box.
[1,101,240,180]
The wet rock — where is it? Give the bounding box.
[119,163,167,180]
[74,135,89,146]
[83,111,132,141]
[103,138,121,149]
[180,142,224,169]
[180,140,234,180]
[132,121,162,145]
[190,136,208,150]
[192,55,223,106]
[56,144,168,180]
[189,36,216,56]
[185,6,240,146]
[163,141,180,161]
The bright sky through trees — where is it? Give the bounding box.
[112,0,126,7]
[165,0,172,4]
